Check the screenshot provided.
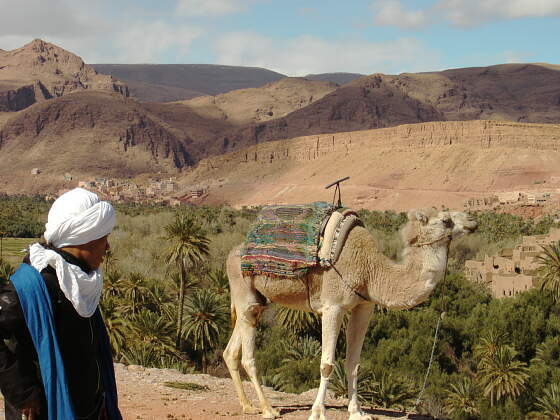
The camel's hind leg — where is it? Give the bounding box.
[223,246,280,419]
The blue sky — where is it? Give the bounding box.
[0,0,558,76]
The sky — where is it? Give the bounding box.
[0,0,558,76]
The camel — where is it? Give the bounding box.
[223,208,477,420]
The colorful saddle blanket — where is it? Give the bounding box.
[241,202,337,278]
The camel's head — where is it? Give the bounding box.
[401,208,477,247]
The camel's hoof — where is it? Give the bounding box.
[262,407,280,419]
[243,405,261,415]
[308,412,327,420]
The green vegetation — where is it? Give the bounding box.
[163,382,209,391]
[2,197,560,419]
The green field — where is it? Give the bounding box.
[0,238,39,264]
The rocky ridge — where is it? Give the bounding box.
[182,120,560,211]
[0,39,128,111]
[0,91,191,193]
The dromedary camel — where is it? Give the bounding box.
[224,208,477,420]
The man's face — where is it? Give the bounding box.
[80,235,110,270]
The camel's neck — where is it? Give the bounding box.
[368,241,450,310]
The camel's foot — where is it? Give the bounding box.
[262,406,280,419]
[348,412,374,420]
[242,404,261,415]
[308,408,327,420]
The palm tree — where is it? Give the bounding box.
[274,305,321,337]
[535,383,560,420]
[362,371,416,411]
[473,330,508,368]
[164,213,210,346]
[0,259,15,283]
[444,377,480,419]
[282,336,321,362]
[102,269,125,300]
[121,272,151,314]
[207,268,229,299]
[537,241,560,303]
[181,288,228,372]
[128,309,177,358]
[476,344,529,406]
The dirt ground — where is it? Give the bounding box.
[114,364,429,420]
[0,364,434,420]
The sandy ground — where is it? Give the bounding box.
[115,364,429,420]
[0,364,433,420]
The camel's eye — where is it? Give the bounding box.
[443,218,454,229]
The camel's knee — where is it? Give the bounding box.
[320,362,334,379]
[223,346,240,368]
[240,303,266,327]
[241,356,258,376]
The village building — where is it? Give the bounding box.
[464,228,560,298]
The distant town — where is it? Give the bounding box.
[32,169,208,206]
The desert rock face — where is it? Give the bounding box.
[181,77,339,125]
[0,39,128,111]
[183,120,560,210]
[0,91,191,192]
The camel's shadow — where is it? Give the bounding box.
[273,403,434,419]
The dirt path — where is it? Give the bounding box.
[115,364,429,420]
[0,364,431,419]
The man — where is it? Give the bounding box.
[0,188,122,420]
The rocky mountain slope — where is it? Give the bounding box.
[91,63,285,100]
[180,120,560,211]
[179,77,338,125]
[0,91,192,193]
[0,39,128,112]
[215,64,560,149]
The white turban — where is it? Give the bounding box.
[44,188,116,248]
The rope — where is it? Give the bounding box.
[409,239,451,417]
[412,312,444,411]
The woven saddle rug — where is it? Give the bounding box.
[241,201,337,278]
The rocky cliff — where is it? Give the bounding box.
[183,120,560,211]
[0,91,191,185]
[0,39,128,111]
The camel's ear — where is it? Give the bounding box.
[409,210,428,225]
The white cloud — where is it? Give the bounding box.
[109,21,203,63]
[0,0,105,38]
[176,0,261,17]
[438,0,560,26]
[373,0,430,29]
[371,0,560,28]
[213,32,439,76]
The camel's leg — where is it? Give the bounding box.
[224,246,279,419]
[309,305,345,420]
[345,304,374,420]
[223,316,260,414]
[238,307,280,419]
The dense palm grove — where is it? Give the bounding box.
[1,195,560,419]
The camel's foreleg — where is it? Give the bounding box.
[308,305,344,420]
[345,304,374,420]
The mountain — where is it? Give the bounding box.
[0,91,192,193]
[208,63,560,151]
[179,77,338,125]
[0,39,128,112]
[304,72,364,85]
[180,120,560,211]
[90,64,286,99]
